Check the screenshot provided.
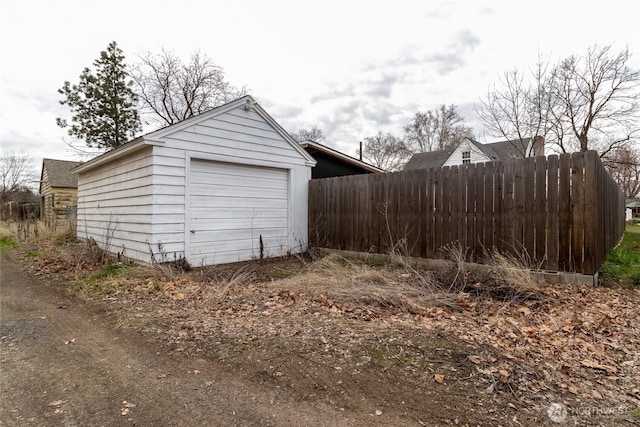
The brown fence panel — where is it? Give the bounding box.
[309,150,625,275]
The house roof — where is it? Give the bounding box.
[403,149,452,170]
[299,140,385,174]
[74,95,316,174]
[404,137,532,171]
[41,158,82,189]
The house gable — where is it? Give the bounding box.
[442,138,492,167]
[40,159,81,228]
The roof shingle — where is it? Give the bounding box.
[42,158,81,188]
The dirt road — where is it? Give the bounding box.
[0,253,352,426]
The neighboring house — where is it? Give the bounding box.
[74,96,316,266]
[39,158,81,228]
[626,199,640,217]
[299,140,384,178]
[404,136,544,171]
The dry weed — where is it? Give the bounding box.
[258,254,454,315]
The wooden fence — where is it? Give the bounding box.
[308,151,625,275]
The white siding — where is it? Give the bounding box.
[442,139,491,167]
[77,147,155,262]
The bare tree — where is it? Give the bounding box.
[290,126,326,143]
[405,104,474,152]
[551,45,640,154]
[476,57,555,156]
[0,152,36,203]
[604,145,640,198]
[477,45,640,159]
[360,132,412,171]
[132,49,247,127]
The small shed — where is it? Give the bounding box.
[74,96,316,266]
[39,158,81,228]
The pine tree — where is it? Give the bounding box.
[57,41,141,151]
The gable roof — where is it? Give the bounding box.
[300,140,385,174]
[404,137,532,171]
[74,95,316,174]
[41,158,81,189]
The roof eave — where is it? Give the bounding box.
[301,141,383,173]
[72,138,163,174]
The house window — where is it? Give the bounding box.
[462,151,471,164]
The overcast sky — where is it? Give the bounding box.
[1,0,639,173]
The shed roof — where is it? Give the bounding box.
[299,140,385,174]
[74,95,316,174]
[41,158,81,188]
[404,137,532,171]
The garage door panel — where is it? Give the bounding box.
[191,228,287,244]
[189,159,289,265]
[191,217,288,231]
[191,173,287,190]
[191,162,289,181]
[191,198,287,210]
[191,206,287,220]
[191,185,287,200]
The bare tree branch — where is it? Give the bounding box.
[360,132,412,171]
[0,152,36,203]
[132,49,248,127]
[404,104,473,152]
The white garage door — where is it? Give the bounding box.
[189,159,289,266]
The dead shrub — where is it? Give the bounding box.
[81,237,117,266]
[442,248,545,306]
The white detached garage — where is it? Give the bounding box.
[75,96,316,266]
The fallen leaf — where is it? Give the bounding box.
[580,360,618,373]
[48,400,67,407]
[498,369,510,378]
[468,355,483,364]
[121,408,129,416]
[64,338,76,345]
[434,374,444,384]
[517,306,531,316]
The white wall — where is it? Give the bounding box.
[76,146,155,262]
[442,139,491,168]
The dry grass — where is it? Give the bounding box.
[253,254,458,315]
[1,219,76,243]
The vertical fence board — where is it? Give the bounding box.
[571,153,585,273]
[558,154,571,271]
[523,158,535,259]
[546,155,559,271]
[484,162,495,254]
[447,166,457,247]
[513,159,526,256]
[534,156,547,266]
[583,152,597,274]
[434,168,443,252]
[503,160,515,255]
[458,165,468,253]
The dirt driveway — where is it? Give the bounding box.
[0,253,356,426]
